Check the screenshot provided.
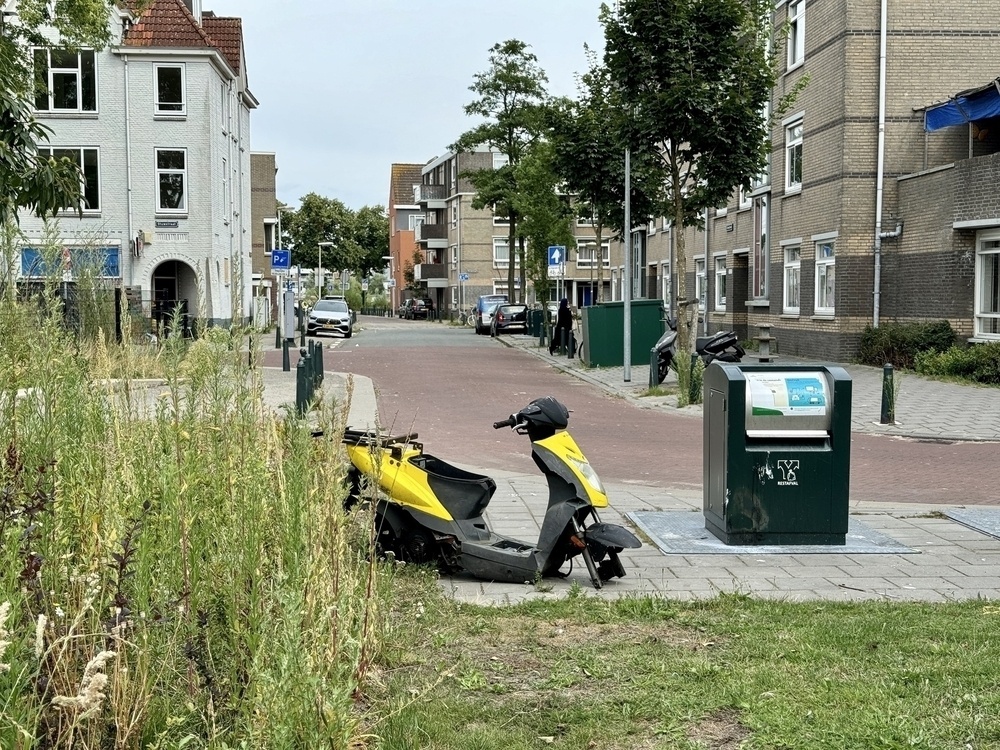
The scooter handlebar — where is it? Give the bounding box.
[493,416,516,429]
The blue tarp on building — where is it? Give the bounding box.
[925,79,1000,132]
[20,246,121,279]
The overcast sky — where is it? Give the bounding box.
[203,0,608,211]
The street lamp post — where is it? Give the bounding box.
[318,241,334,297]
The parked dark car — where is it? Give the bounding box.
[402,298,434,320]
[306,299,353,338]
[490,303,529,336]
[473,294,507,335]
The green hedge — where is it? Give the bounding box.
[915,341,1000,385]
[856,320,957,369]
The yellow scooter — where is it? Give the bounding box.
[343,396,641,589]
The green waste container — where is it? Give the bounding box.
[580,300,664,367]
[527,309,542,337]
[703,363,852,545]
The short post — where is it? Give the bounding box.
[295,355,308,416]
[689,353,699,405]
[274,322,281,349]
[282,339,290,372]
[298,308,306,347]
[880,363,895,424]
[649,347,658,388]
[539,321,547,348]
[560,327,567,355]
[755,324,776,363]
[316,340,324,385]
[568,330,576,359]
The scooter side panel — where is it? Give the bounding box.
[345,444,454,522]
[534,432,609,508]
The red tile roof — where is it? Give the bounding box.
[124,0,244,77]
[390,164,425,206]
[201,14,242,74]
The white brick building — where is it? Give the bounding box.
[12,0,257,329]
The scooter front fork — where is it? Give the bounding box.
[572,517,603,590]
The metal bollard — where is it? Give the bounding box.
[560,327,567,355]
[316,340,324,385]
[689,353,700,404]
[282,339,290,372]
[880,363,895,424]
[274,323,281,349]
[568,330,576,359]
[649,347,658,388]
[295,356,308,415]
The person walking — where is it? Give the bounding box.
[549,298,572,355]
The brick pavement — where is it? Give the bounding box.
[260,319,1000,605]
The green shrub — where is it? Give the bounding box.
[857,320,957,369]
[915,341,1000,384]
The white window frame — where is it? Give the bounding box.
[975,230,1000,339]
[450,202,458,227]
[782,243,801,315]
[787,0,805,70]
[739,185,752,210]
[492,205,510,225]
[408,214,425,231]
[576,241,610,269]
[451,286,458,306]
[450,244,458,265]
[493,237,511,268]
[263,218,276,254]
[752,195,769,300]
[695,257,707,312]
[154,63,186,116]
[660,261,672,310]
[155,148,187,214]
[785,115,803,193]
[492,153,509,169]
[33,48,97,113]
[814,240,835,315]
[714,255,727,310]
[37,146,101,212]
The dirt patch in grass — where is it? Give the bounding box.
[686,707,752,749]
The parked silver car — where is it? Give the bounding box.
[307,299,353,338]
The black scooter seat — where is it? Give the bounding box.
[407,454,497,520]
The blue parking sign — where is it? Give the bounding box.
[271,249,291,270]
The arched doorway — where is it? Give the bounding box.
[152,259,198,336]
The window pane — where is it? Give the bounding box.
[157,150,185,170]
[81,51,96,110]
[33,50,49,110]
[788,267,800,308]
[159,174,185,209]
[818,264,835,308]
[981,253,999,314]
[50,48,78,68]
[82,149,99,210]
[157,67,183,111]
[52,71,78,109]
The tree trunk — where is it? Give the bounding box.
[672,163,691,362]
[508,214,517,301]
[595,222,604,303]
[517,235,526,303]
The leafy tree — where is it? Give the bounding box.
[453,40,549,303]
[512,140,576,305]
[283,194,389,281]
[602,0,796,372]
[0,0,115,222]
[548,48,658,304]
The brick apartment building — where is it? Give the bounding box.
[387,163,425,313]
[639,0,1000,359]
[249,152,278,325]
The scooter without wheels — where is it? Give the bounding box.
[342,396,641,589]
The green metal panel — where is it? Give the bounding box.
[702,363,852,545]
[580,300,664,367]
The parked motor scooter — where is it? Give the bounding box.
[651,319,746,385]
[342,396,641,589]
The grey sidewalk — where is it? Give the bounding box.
[263,328,1000,605]
[497,332,1000,443]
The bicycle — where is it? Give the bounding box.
[463,309,477,327]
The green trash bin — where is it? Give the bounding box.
[703,363,852,545]
[527,309,542,337]
[580,300,664,367]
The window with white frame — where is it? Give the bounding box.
[221,157,229,218]
[787,0,805,69]
[155,148,187,212]
[33,48,97,113]
[714,255,727,310]
[739,185,752,210]
[752,195,769,299]
[493,237,511,267]
[785,117,803,192]
[450,202,458,227]
[492,205,510,225]
[814,240,835,314]
[408,214,425,231]
[37,147,100,211]
[451,286,458,306]
[450,244,458,265]
[660,262,671,310]
[263,219,276,254]
[783,245,801,314]
[975,233,1000,338]
[695,258,707,311]
[155,64,185,115]
[576,241,610,268]
[492,153,509,169]
[577,212,595,226]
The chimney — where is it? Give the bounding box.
[182,0,202,24]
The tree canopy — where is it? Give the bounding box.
[282,194,388,280]
[453,39,549,302]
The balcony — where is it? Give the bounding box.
[414,183,447,209]
[414,263,448,288]
[416,222,448,249]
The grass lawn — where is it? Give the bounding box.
[367,570,1000,750]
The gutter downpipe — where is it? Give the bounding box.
[623,147,631,382]
[124,53,134,286]
[873,0,888,328]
